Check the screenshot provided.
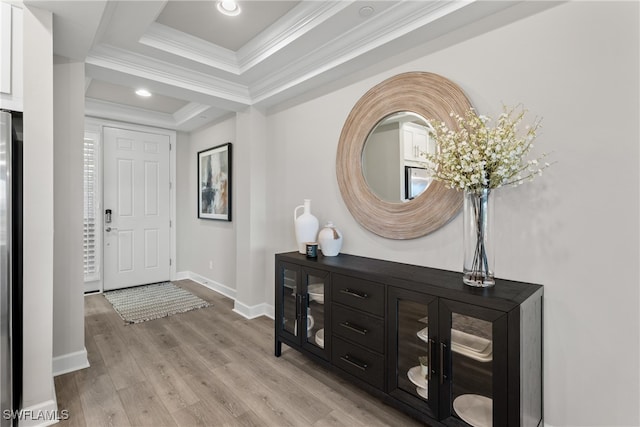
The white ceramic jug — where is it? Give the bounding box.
[293,313,315,337]
[306,314,315,338]
[294,199,319,254]
[318,221,343,256]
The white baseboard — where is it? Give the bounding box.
[52,348,90,376]
[17,399,60,427]
[232,301,274,320]
[263,304,275,319]
[178,270,237,300]
[178,270,274,320]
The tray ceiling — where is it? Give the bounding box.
[25,0,560,132]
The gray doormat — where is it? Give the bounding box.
[104,281,210,324]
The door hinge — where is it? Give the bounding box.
[169,143,172,151]
[169,182,172,190]
[169,220,172,228]
[169,258,172,266]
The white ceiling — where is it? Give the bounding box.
[25,0,560,132]
[156,1,300,51]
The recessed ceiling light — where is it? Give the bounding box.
[135,89,152,97]
[217,1,241,16]
[359,6,375,18]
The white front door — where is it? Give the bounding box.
[103,127,171,290]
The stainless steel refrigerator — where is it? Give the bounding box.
[404,165,431,200]
[0,110,22,427]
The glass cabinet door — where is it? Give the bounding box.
[301,268,330,359]
[439,299,508,427]
[388,287,438,418]
[278,263,300,341]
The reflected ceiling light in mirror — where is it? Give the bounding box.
[135,88,152,97]
[217,1,241,16]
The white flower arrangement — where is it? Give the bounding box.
[425,105,551,193]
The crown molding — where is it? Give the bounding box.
[86,44,251,105]
[139,23,241,75]
[85,97,176,130]
[137,2,353,75]
[86,97,226,132]
[251,1,472,103]
[172,102,211,126]
[85,2,476,112]
[236,0,353,72]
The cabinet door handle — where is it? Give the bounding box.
[339,321,368,335]
[340,354,368,371]
[440,342,447,385]
[428,339,434,381]
[340,288,368,299]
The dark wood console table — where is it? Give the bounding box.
[274,251,542,426]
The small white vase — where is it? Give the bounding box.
[294,199,319,254]
[318,221,343,257]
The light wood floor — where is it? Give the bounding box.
[54,280,424,427]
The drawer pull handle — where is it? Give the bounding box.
[340,354,368,371]
[340,321,368,335]
[340,288,368,299]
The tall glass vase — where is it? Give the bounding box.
[463,188,495,287]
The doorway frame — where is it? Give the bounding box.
[85,117,177,293]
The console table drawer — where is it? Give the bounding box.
[332,274,384,316]
[332,304,384,354]
[332,336,384,390]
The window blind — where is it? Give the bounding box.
[83,137,99,282]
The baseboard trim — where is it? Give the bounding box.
[263,303,275,319]
[179,271,237,301]
[16,399,61,427]
[178,270,274,320]
[52,348,90,377]
[232,301,274,320]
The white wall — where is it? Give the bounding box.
[177,117,236,290]
[265,2,639,426]
[52,57,88,375]
[175,130,190,270]
[177,107,271,318]
[21,4,57,421]
[234,107,268,317]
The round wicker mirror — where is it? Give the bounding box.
[336,72,473,239]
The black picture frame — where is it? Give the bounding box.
[197,142,232,221]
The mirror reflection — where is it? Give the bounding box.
[362,112,436,203]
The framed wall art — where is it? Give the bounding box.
[198,142,232,221]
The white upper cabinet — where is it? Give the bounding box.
[0,2,23,111]
[402,122,430,163]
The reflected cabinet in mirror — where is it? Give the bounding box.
[336,72,473,239]
[362,112,436,203]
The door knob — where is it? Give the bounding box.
[106,227,118,232]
